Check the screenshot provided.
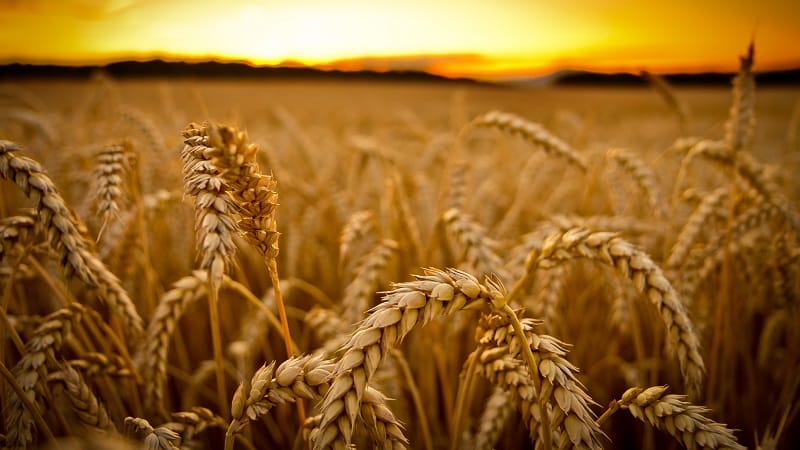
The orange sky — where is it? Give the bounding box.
[1,0,799,79]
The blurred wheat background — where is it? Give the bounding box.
[0,45,798,450]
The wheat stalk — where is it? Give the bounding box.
[472,313,605,449]
[5,303,85,449]
[312,268,495,449]
[607,148,667,219]
[341,239,399,324]
[474,387,515,450]
[442,208,506,280]
[471,110,587,171]
[615,385,745,449]
[725,42,756,152]
[667,187,729,268]
[536,228,705,395]
[0,140,143,342]
[49,365,117,434]
[93,142,132,240]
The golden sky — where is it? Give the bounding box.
[1,0,799,79]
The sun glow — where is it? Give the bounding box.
[1,0,799,79]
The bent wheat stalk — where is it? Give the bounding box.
[601,386,745,449]
[471,110,587,171]
[473,313,605,449]
[312,268,495,449]
[0,140,143,342]
[535,228,705,396]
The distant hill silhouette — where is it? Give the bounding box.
[1,59,798,86]
[0,59,489,85]
[551,69,800,86]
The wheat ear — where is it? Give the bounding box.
[49,365,117,434]
[667,187,729,268]
[442,208,506,280]
[341,239,399,324]
[471,110,587,171]
[537,228,705,395]
[5,303,85,449]
[725,41,756,151]
[93,142,132,241]
[473,313,606,449]
[616,386,745,449]
[607,148,667,219]
[474,387,515,450]
[0,140,143,341]
[312,268,495,449]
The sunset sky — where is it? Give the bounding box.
[1,0,799,80]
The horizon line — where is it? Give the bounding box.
[4,51,800,82]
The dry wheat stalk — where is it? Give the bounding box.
[0,212,36,263]
[667,187,729,268]
[445,160,469,212]
[772,231,798,306]
[679,139,799,231]
[607,148,667,219]
[49,365,117,434]
[229,355,335,435]
[136,271,207,412]
[682,201,785,275]
[531,264,567,327]
[124,417,180,450]
[549,215,660,236]
[5,303,85,449]
[341,239,399,324]
[93,142,132,237]
[0,108,57,144]
[339,210,377,275]
[228,354,406,449]
[312,268,496,449]
[301,386,409,450]
[442,208,506,280]
[181,127,238,289]
[609,278,632,334]
[536,228,705,395]
[474,387,515,450]
[471,110,587,171]
[616,385,745,449]
[0,141,143,341]
[725,42,756,152]
[355,385,409,450]
[68,353,133,379]
[504,223,560,282]
[305,306,349,344]
[641,70,690,133]
[158,407,227,447]
[118,105,165,156]
[473,313,605,449]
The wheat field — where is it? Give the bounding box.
[1,48,799,450]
